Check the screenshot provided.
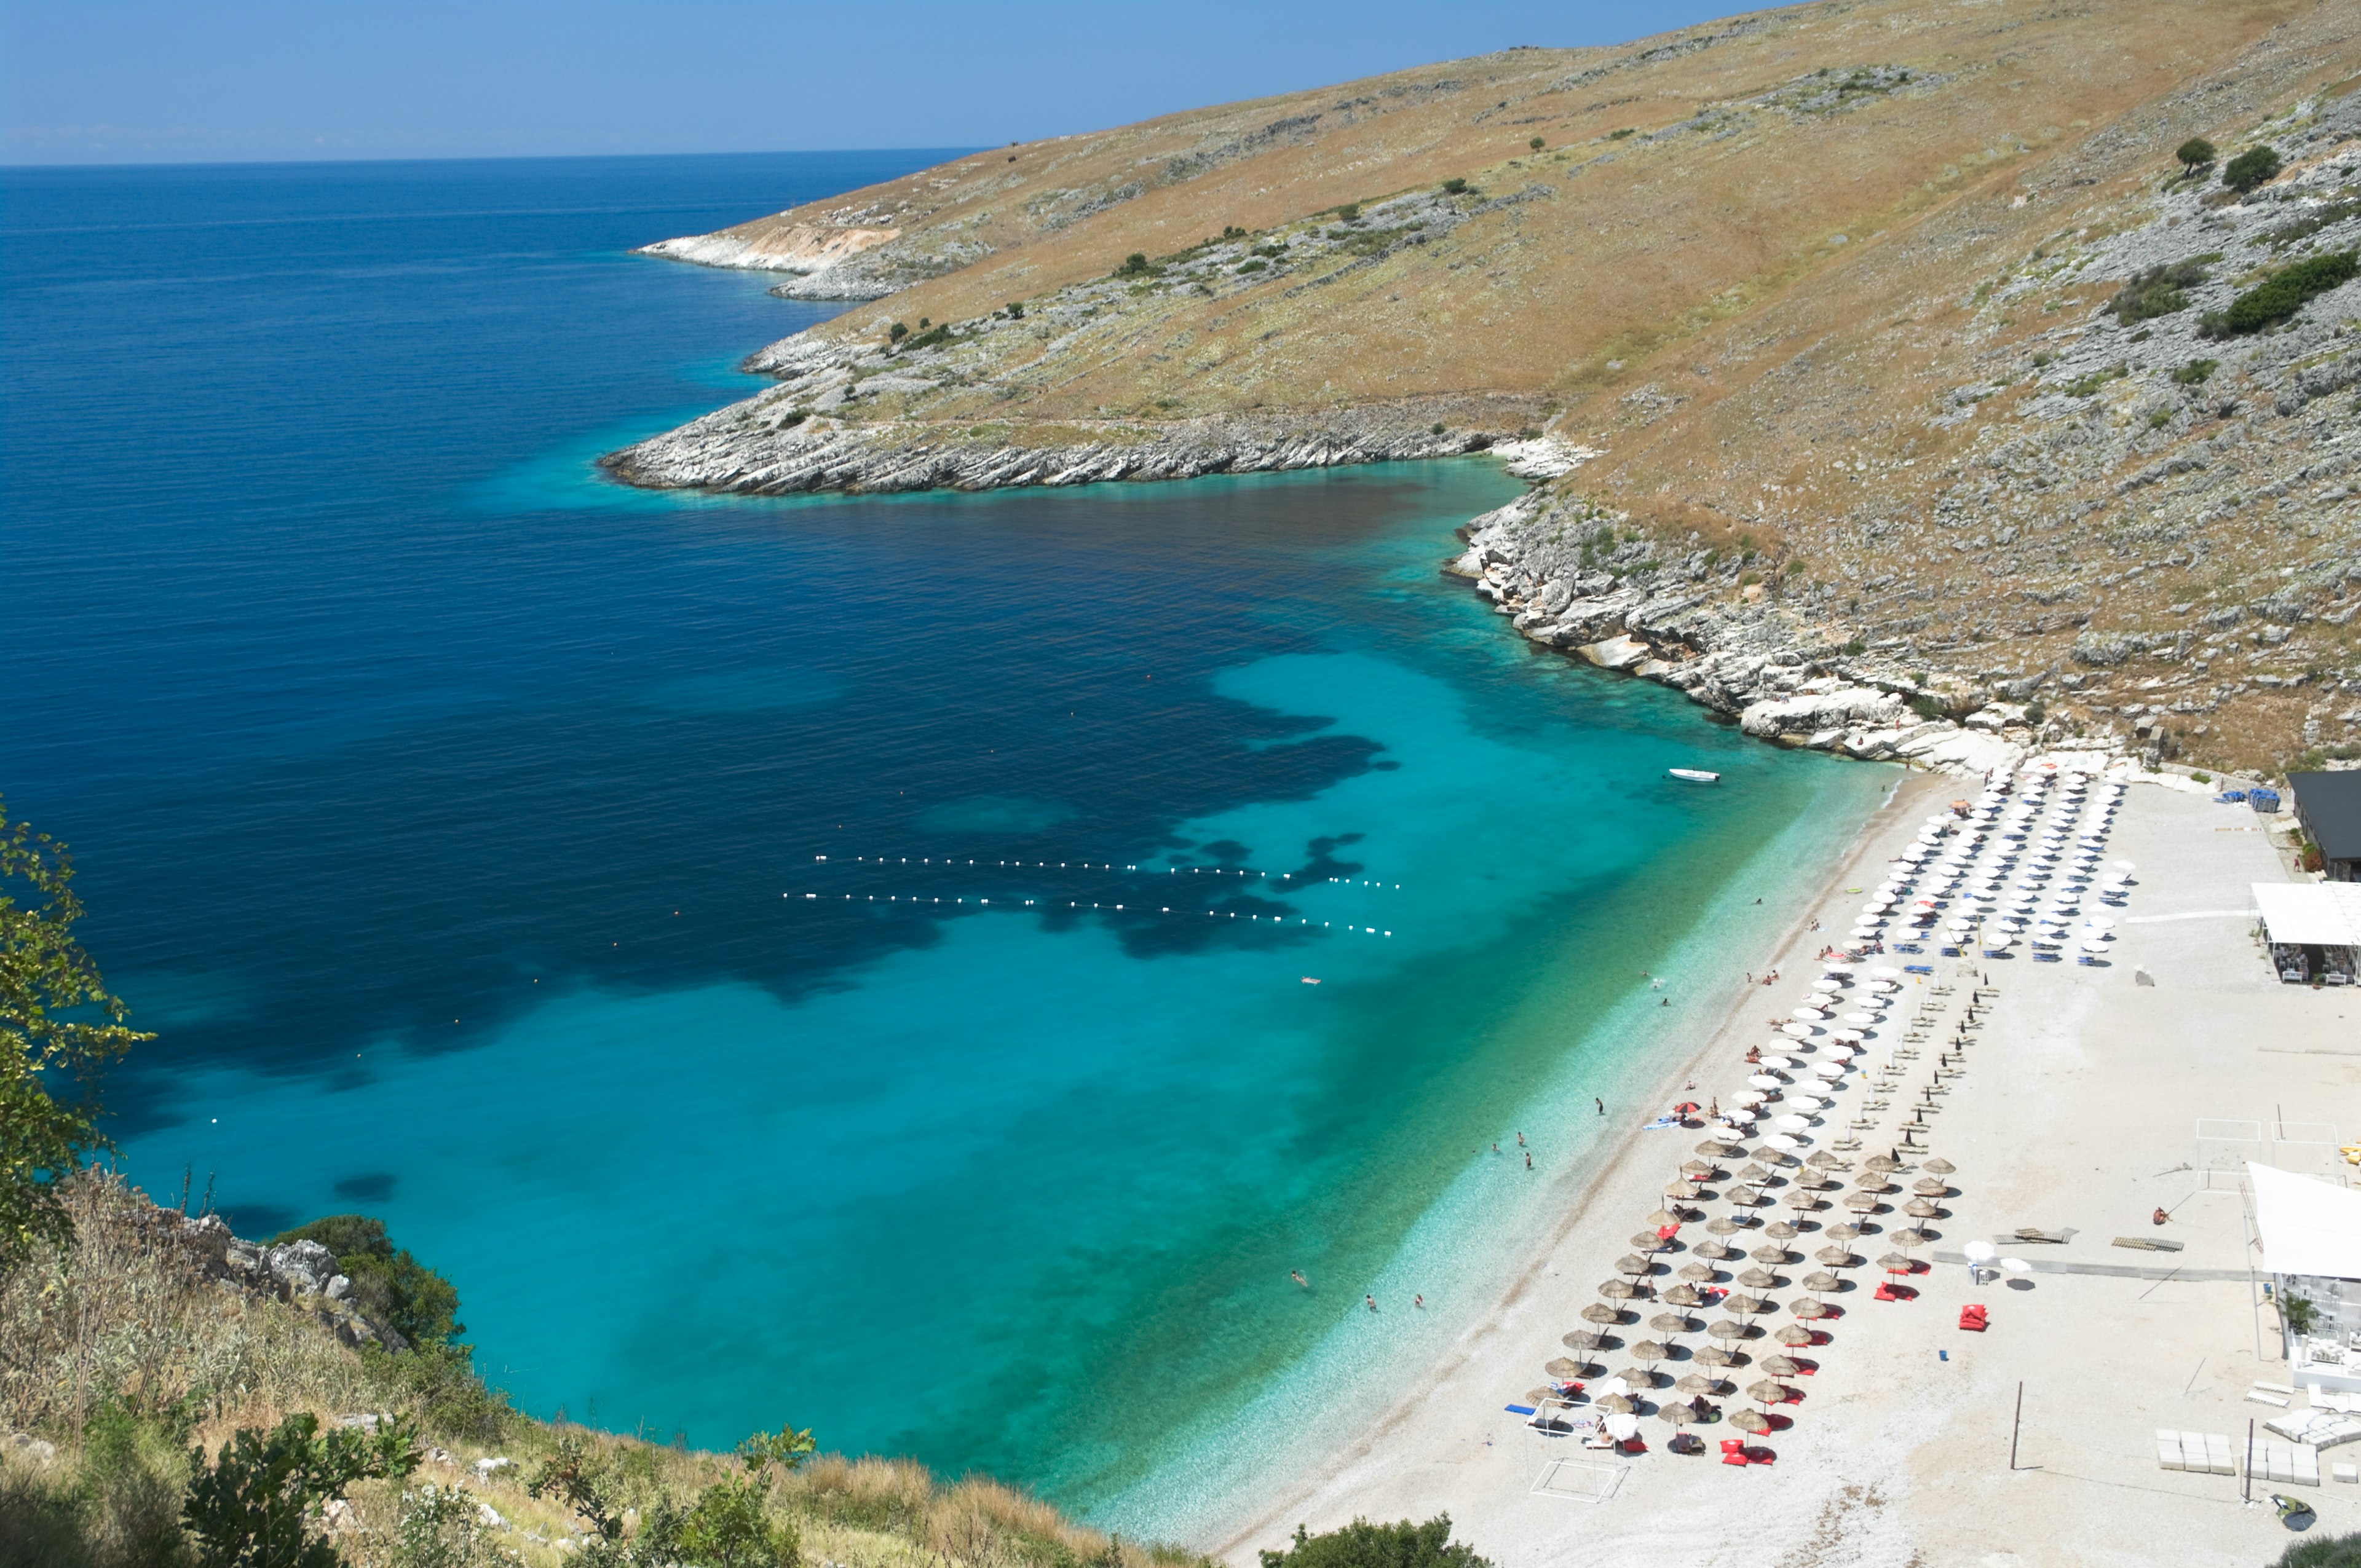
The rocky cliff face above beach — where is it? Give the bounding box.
[620,0,2361,776]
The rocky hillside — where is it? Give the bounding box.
[0,1175,1202,1568]
[617,0,2361,776]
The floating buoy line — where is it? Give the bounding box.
[781,890,1393,936]
[809,853,1401,891]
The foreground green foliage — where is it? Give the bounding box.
[2175,136,2216,170]
[1,800,151,1268]
[184,1412,420,1568]
[2276,1531,2361,1567]
[1256,1516,1492,1568]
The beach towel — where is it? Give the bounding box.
[1505,1403,1536,1416]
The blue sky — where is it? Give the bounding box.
[2,1,1736,165]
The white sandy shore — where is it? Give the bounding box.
[1204,769,2361,1568]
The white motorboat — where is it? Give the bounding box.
[1668,768,1722,784]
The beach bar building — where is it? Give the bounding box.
[2290,771,2361,882]
[2252,882,2361,985]
[2250,1164,2361,1394]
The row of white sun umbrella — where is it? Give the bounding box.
[1853,776,2133,952]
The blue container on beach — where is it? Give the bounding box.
[2250,788,2282,813]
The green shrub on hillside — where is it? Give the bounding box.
[1257,1516,1491,1568]
[2202,251,2361,335]
[2175,136,2216,170]
[271,1215,462,1348]
[1113,253,1158,278]
[2109,259,2209,321]
[1439,178,1469,195]
[2172,357,2219,384]
[2223,146,2283,192]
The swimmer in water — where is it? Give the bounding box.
[1366,1294,1378,1312]
[1291,1270,1308,1288]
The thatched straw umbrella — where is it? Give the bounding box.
[1707,1215,1749,1236]
[1677,1263,1719,1285]
[1904,1197,1943,1221]
[1581,1302,1623,1325]
[1562,1330,1607,1353]
[1763,1221,1802,1242]
[1646,1207,1686,1228]
[1662,1283,1704,1307]
[1629,1339,1671,1365]
[1924,1157,1957,1176]
[1758,1355,1801,1379]
[1774,1323,1814,1347]
[1616,1254,1653,1279]
[1675,1372,1726,1397]
[1806,1151,1843,1170]
[1595,1394,1635,1415]
[1680,1159,1718,1178]
[1705,1320,1751,1342]
[1913,1177,1951,1197]
[1815,1245,1859,1269]
[1736,1269,1779,1291]
[1693,1240,1739,1261]
[1824,1223,1865,1243]
[1803,1271,1843,1296]
[1631,1231,1672,1252]
[1747,1379,1790,1409]
[1855,1174,1897,1194]
[1724,1293,1772,1317]
[1864,1154,1902,1173]
[1694,1344,1739,1368]
[1731,1409,1772,1435]
[1845,1192,1883,1214]
[1599,1279,1637,1301]
[1650,1312,1695,1338]
[1545,1356,1588,1379]
[1792,1298,1832,1321]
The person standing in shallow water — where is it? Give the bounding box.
[1366,1294,1378,1312]
[1596,1097,1605,1116]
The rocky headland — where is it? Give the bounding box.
[616,0,2361,778]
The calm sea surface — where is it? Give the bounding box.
[0,154,1890,1531]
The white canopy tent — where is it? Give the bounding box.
[2252,882,2361,983]
[2249,1164,2361,1280]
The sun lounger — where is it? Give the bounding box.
[2247,1389,2292,1408]
[2111,1235,2182,1252]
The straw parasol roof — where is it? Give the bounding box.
[1803,1272,1843,1294]
[1731,1409,1772,1435]
[1616,1254,1653,1277]
[1611,1366,1655,1389]
[1662,1283,1703,1307]
[1747,1380,1789,1406]
[1675,1374,1726,1398]
[1595,1394,1634,1414]
[1694,1240,1739,1261]
[1792,1298,1832,1320]
[1750,1244,1793,1266]
[1758,1355,1800,1377]
[1784,1191,1823,1211]
[1526,1387,1559,1405]
[1913,1178,1950,1196]
[1649,1309,1695,1333]
[1706,1216,1745,1235]
[1680,1159,1718,1176]
[1658,1401,1696,1427]
[1924,1157,1957,1176]
[1630,1339,1671,1363]
[1825,1223,1864,1242]
[1562,1330,1607,1352]
[1815,1245,1859,1268]
[1695,1344,1739,1367]
[1646,1207,1686,1227]
[1763,1221,1801,1240]
[1599,1279,1637,1300]
[1581,1303,1623,1325]
[1893,1225,1936,1247]
[1736,1268,1779,1291]
[1877,1252,1913,1273]
[1864,1154,1902,1172]
[1774,1324,1814,1346]
[1854,1174,1896,1192]
[1904,1198,1942,1219]
[1631,1232,1672,1251]
[1737,1164,1774,1183]
[1545,1357,1587,1378]
[1845,1192,1882,1213]
[1793,1172,1836,1191]
[1677,1263,1718,1283]
[1706,1320,1750,1341]
[1725,1293,1771,1316]
[1806,1151,1843,1169]
[1696,1140,1744,1159]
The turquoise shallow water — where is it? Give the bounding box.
[1,155,1892,1532]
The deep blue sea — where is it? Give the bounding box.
[0,153,1890,1534]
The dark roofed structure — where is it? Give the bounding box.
[2290,771,2361,882]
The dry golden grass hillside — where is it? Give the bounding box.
[623,0,2361,774]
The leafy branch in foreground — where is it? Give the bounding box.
[1257,1515,1492,1568]
[1,798,151,1269]
[183,1411,421,1568]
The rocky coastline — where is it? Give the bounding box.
[1446,465,2060,780]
